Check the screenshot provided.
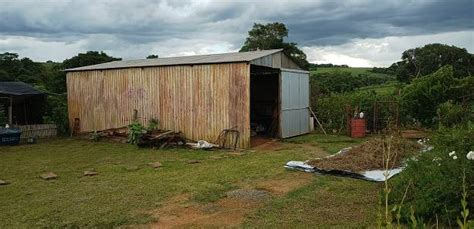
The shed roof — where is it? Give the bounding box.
[65,49,283,72]
[0,82,44,96]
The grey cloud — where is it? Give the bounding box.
[0,0,472,62]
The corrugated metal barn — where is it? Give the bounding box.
[65,49,310,148]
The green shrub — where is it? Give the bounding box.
[437,101,466,128]
[43,94,69,135]
[127,121,146,145]
[400,65,473,127]
[389,123,474,224]
[311,70,394,96]
[314,89,395,133]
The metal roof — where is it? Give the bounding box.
[65,49,283,72]
[0,82,44,96]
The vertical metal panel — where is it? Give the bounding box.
[280,69,310,138]
[250,55,273,68]
[66,63,251,148]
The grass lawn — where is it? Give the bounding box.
[0,135,380,228]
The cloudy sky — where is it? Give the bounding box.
[0,0,472,67]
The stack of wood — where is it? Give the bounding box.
[95,126,129,143]
[137,130,186,149]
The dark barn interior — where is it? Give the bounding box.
[250,65,280,140]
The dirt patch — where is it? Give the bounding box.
[255,173,314,196]
[151,194,264,228]
[251,138,284,150]
[226,189,270,202]
[151,174,314,228]
[307,137,421,172]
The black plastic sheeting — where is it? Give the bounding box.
[0,82,44,96]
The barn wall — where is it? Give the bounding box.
[67,63,251,148]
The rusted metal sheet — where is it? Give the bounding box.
[67,63,251,148]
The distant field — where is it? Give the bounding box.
[311,67,395,79]
[311,67,373,75]
[356,82,398,95]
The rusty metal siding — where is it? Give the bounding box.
[280,69,310,138]
[67,63,250,148]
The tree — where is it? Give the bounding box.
[48,51,121,93]
[62,51,121,70]
[0,52,46,84]
[240,22,309,69]
[393,44,474,82]
[146,54,159,59]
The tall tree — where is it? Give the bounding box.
[240,22,309,69]
[393,43,474,82]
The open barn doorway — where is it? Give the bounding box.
[250,65,280,147]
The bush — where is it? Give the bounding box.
[400,65,473,127]
[314,89,395,133]
[437,101,466,128]
[311,70,394,96]
[43,94,69,135]
[389,123,474,224]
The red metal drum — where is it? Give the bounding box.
[351,119,366,138]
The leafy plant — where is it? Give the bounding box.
[127,121,146,145]
[389,123,473,224]
[437,100,465,128]
[146,118,159,131]
[42,94,69,135]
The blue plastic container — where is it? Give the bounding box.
[0,128,22,146]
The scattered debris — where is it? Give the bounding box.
[148,162,163,168]
[84,169,98,176]
[187,140,218,149]
[216,128,240,150]
[226,189,270,202]
[137,130,186,149]
[40,172,58,180]
[186,160,201,164]
[0,180,9,185]
[90,127,186,149]
[307,137,421,172]
[286,137,425,182]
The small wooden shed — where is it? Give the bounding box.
[65,49,310,148]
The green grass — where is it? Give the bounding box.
[357,82,398,95]
[243,176,380,228]
[284,133,367,154]
[0,135,379,227]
